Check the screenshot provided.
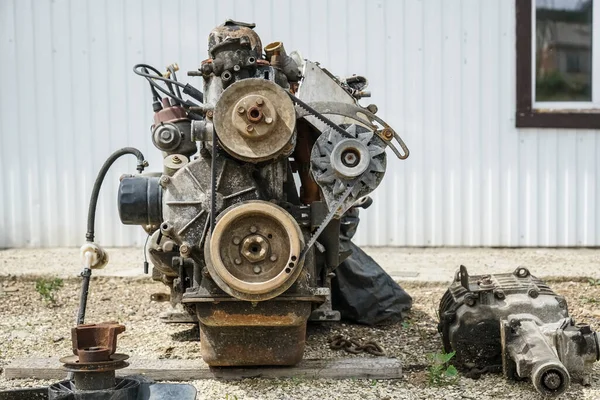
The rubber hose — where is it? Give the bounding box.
[86,147,146,243]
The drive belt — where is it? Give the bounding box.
[297,184,354,264]
[287,92,354,140]
[287,92,363,264]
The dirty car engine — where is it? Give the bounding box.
[116,20,409,366]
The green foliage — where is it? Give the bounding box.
[224,394,238,400]
[535,70,591,101]
[588,278,600,287]
[289,376,304,386]
[35,277,64,304]
[427,351,459,386]
[401,319,413,329]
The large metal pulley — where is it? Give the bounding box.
[213,78,296,162]
[204,200,304,301]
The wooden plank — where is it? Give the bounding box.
[4,357,402,381]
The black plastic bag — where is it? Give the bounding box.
[331,207,413,325]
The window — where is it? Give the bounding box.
[565,51,583,74]
[516,0,600,128]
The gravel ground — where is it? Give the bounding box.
[1,271,599,399]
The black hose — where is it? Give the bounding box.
[85,147,147,243]
[142,67,162,101]
[133,64,201,107]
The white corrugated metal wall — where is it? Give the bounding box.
[0,0,598,248]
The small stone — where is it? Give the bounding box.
[53,336,64,343]
[10,330,30,339]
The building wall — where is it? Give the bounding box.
[1,0,598,248]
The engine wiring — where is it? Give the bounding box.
[133,63,203,108]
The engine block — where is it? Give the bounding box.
[117,20,409,366]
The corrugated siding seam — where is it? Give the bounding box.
[0,0,598,248]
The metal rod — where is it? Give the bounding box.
[68,266,92,381]
[76,268,92,325]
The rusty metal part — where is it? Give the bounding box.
[208,20,262,57]
[205,200,304,301]
[213,78,296,162]
[196,300,312,366]
[71,322,125,363]
[264,41,302,82]
[47,320,197,398]
[293,120,321,204]
[61,322,129,391]
[232,94,276,135]
[328,334,385,356]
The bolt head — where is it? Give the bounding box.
[256,98,264,106]
[160,130,174,141]
[234,258,242,265]
[241,235,269,263]
[270,255,277,262]
[246,124,254,132]
[233,237,241,245]
[343,152,357,165]
[253,266,262,274]
[159,175,170,186]
[265,117,273,125]
[250,226,258,233]
[206,110,214,119]
[180,243,191,255]
[237,106,245,114]
[172,155,181,164]
[464,294,476,306]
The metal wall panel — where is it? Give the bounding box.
[0,0,598,247]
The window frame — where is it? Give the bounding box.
[516,0,600,129]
